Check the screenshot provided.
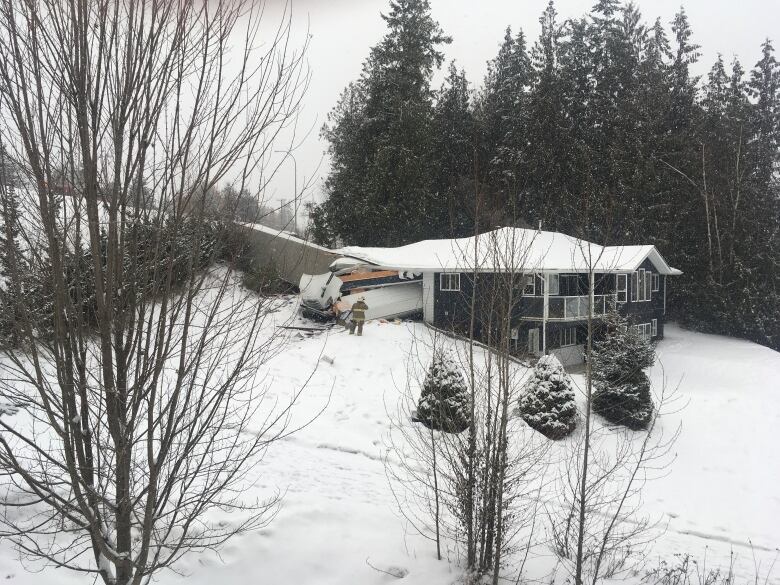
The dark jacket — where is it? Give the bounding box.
[351,300,368,321]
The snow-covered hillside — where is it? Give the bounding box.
[0,294,777,584]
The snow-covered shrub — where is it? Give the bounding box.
[416,350,471,433]
[519,354,577,439]
[591,314,655,430]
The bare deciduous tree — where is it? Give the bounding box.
[384,227,553,584]
[550,201,681,585]
[0,1,310,583]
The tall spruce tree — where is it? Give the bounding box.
[526,1,572,228]
[477,26,532,223]
[431,62,475,238]
[308,0,780,350]
[311,0,450,247]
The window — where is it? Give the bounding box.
[440,273,460,291]
[523,274,535,296]
[616,274,628,303]
[645,270,652,300]
[651,319,658,337]
[560,274,579,296]
[548,274,560,295]
[633,269,651,302]
[528,328,540,355]
[635,323,652,341]
[561,327,577,347]
[652,272,660,292]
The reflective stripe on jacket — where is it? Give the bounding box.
[351,300,368,321]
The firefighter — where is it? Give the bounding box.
[349,296,368,336]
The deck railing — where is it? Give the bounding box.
[521,294,616,321]
[549,294,615,320]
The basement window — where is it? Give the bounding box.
[635,323,652,341]
[440,273,460,292]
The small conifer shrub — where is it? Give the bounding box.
[519,354,578,439]
[416,350,471,434]
[591,314,655,430]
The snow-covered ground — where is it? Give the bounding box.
[0,292,778,584]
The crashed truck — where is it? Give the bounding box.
[299,257,423,322]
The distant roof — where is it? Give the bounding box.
[337,227,683,275]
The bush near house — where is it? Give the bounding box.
[0,215,219,345]
[416,350,471,434]
[591,314,655,430]
[519,354,578,440]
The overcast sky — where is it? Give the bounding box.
[263,0,778,211]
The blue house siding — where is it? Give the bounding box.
[430,256,671,360]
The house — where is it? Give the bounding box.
[332,227,681,366]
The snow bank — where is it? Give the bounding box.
[0,294,776,584]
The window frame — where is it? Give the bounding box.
[561,326,577,347]
[645,270,652,301]
[651,318,658,337]
[635,322,651,341]
[616,273,628,303]
[560,274,579,296]
[523,273,535,296]
[548,273,560,295]
[634,269,652,302]
[652,272,660,292]
[439,272,461,292]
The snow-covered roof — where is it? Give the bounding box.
[336,227,683,275]
[246,221,334,252]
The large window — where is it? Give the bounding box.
[440,273,460,291]
[635,322,652,341]
[633,269,651,302]
[559,274,579,296]
[616,274,628,303]
[561,326,577,347]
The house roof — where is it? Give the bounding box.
[336,227,683,275]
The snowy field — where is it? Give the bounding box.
[0,291,778,584]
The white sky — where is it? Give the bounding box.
[262,0,779,211]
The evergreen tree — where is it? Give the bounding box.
[748,40,779,196]
[591,314,655,430]
[309,1,780,351]
[416,350,471,433]
[430,62,474,238]
[519,354,577,440]
[0,172,21,341]
[477,26,532,221]
[555,16,593,234]
[526,1,573,228]
[311,0,451,247]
